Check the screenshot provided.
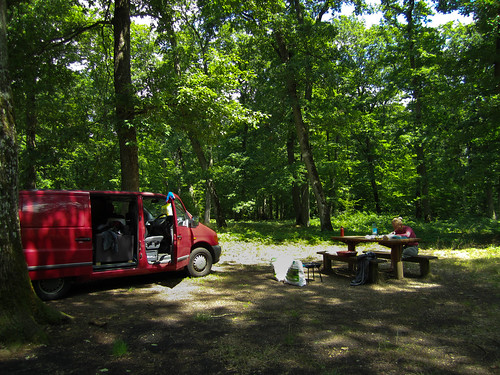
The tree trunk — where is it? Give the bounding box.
[24,74,37,189]
[300,182,310,225]
[497,176,500,220]
[163,9,219,224]
[287,128,309,227]
[114,0,139,192]
[486,184,496,220]
[493,7,499,219]
[495,6,500,94]
[0,0,66,344]
[365,137,381,214]
[204,189,211,223]
[275,31,332,231]
[406,0,431,221]
[415,144,430,221]
[187,132,227,228]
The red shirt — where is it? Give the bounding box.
[394,225,418,246]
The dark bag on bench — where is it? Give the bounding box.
[350,252,376,286]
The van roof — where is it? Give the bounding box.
[20,189,169,198]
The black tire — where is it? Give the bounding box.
[187,247,213,277]
[33,278,72,300]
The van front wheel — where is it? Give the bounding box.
[33,278,72,300]
[187,248,213,277]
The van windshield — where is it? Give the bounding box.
[142,196,170,222]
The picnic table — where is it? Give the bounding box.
[331,236,422,280]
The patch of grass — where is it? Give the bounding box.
[187,271,225,285]
[377,339,399,351]
[217,220,333,244]
[209,336,283,373]
[283,331,297,346]
[434,247,500,288]
[193,312,212,322]
[111,339,128,357]
[318,369,343,375]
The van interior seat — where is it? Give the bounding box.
[145,236,164,250]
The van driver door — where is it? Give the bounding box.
[172,199,192,266]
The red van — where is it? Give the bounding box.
[19,190,221,300]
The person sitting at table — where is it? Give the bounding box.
[390,217,419,259]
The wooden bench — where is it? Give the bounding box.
[369,251,438,277]
[317,251,387,284]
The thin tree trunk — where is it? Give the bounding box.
[287,128,309,226]
[275,31,332,231]
[495,6,500,94]
[24,74,37,189]
[486,184,496,219]
[204,189,211,223]
[164,11,221,224]
[492,7,499,219]
[187,132,226,228]
[300,182,310,226]
[365,137,381,214]
[114,0,139,191]
[406,0,431,221]
[497,176,500,220]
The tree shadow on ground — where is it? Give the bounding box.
[0,259,498,375]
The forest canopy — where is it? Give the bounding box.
[7,0,500,226]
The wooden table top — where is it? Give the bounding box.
[331,236,420,245]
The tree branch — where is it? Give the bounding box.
[39,20,112,55]
[316,0,331,22]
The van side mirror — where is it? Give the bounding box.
[189,216,199,228]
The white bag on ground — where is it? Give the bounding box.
[285,260,307,287]
[271,256,293,282]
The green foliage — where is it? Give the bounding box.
[6,0,500,223]
[218,215,500,249]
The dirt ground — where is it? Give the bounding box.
[0,242,499,375]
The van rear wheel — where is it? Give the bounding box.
[187,248,213,277]
[33,278,72,300]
